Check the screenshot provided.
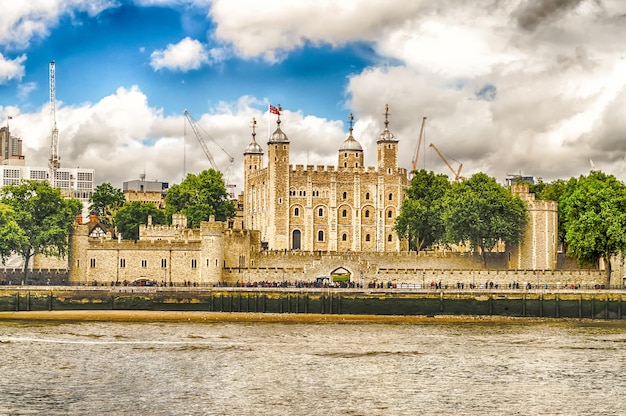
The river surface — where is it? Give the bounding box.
[1,316,625,415]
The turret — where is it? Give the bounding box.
[338,113,363,169]
[243,118,264,232]
[266,105,290,250]
[376,104,399,174]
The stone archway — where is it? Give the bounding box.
[330,267,352,284]
[292,229,301,250]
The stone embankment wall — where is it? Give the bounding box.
[0,287,623,320]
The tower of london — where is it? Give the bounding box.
[243,105,409,252]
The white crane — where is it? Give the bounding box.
[410,116,427,178]
[49,61,60,184]
[183,109,235,195]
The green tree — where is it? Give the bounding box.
[114,201,165,241]
[394,169,450,251]
[0,180,82,280]
[165,169,235,228]
[442,173,527,265]
[89,182,126,228]
[561,171,626,286]
[0,203,27,263]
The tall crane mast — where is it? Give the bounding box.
[184,109,217,169]
[183,109,235,194]
[429,143,463,182]
[49,61,60,181]
[411,116,427,177]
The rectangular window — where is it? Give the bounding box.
[191,259,197,269]
[120,258,126,268]
[161,259,167,268]
[141,260,147,268]
[90,258,96,268]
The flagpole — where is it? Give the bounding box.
[267,102,271,140]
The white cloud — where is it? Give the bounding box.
[0,54,26,84]
[0,1,117,49]
[150,37,211,71]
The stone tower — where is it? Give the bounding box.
[266,107,290,250]
[376,104,398,173]
[509,183,558,270]
[243,117,264,235]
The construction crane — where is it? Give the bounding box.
[429,143,464,182]
[49,61,60,183]
[411,116,427,177]
[183,109,235,195]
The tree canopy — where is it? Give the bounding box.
[164,169,234,228]
[0,180,82,278]
[114,201,166,241]
[560,171,626,285]
[441,173,527,261]
[89,182,126,228]
[0,203,27,263]
[394,169,450,251]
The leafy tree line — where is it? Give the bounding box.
[394,170,527,266]
[398,169,626,285]
[90,168,235,240]
[0,169,234,278]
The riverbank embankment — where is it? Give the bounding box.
[1,286,624,320]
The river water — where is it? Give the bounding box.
[0,316,625,415]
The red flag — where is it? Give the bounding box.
[269,104,280,115]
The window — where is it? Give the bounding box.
[389,193,393,201]
[365,210,370,218]
[141,260,147,268]
[90,258,96,268]
[355,162,359,168]
[344,153,348,157]
[294,207,300,216]
[191,259,197,269]
[365,234,371,242]
[388,210,392,218]
[342,209,347,217]
[120,259,126,268]
[161,259,167,268]
[318,207,324,217]
[366,192,370,200]
[318,230,324,241]
[388,234,393,242]
[342,233,347,241]
[344,162,347,167]
[342,191,347,199]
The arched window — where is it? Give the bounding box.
[388,234,393,242]
[294,207,299,217]
[389,193,393,201]
[365,192,370,200]
[365,210,370,218]
[318,208,324,217]
[344,162,347,167]
[318,230,324,241]
[342,191,347,199]
[388,210,392,218]
[365,234,371,242]
[355,162,359,168]
[342,233,347,241]
[342,209,347,217]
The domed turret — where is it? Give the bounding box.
[244,118,263,155]
[268,104,289,143]
[377,104,398,143]
[338,113,364,169]
[339,135,363,151]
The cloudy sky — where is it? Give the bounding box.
[1,0,625,193]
